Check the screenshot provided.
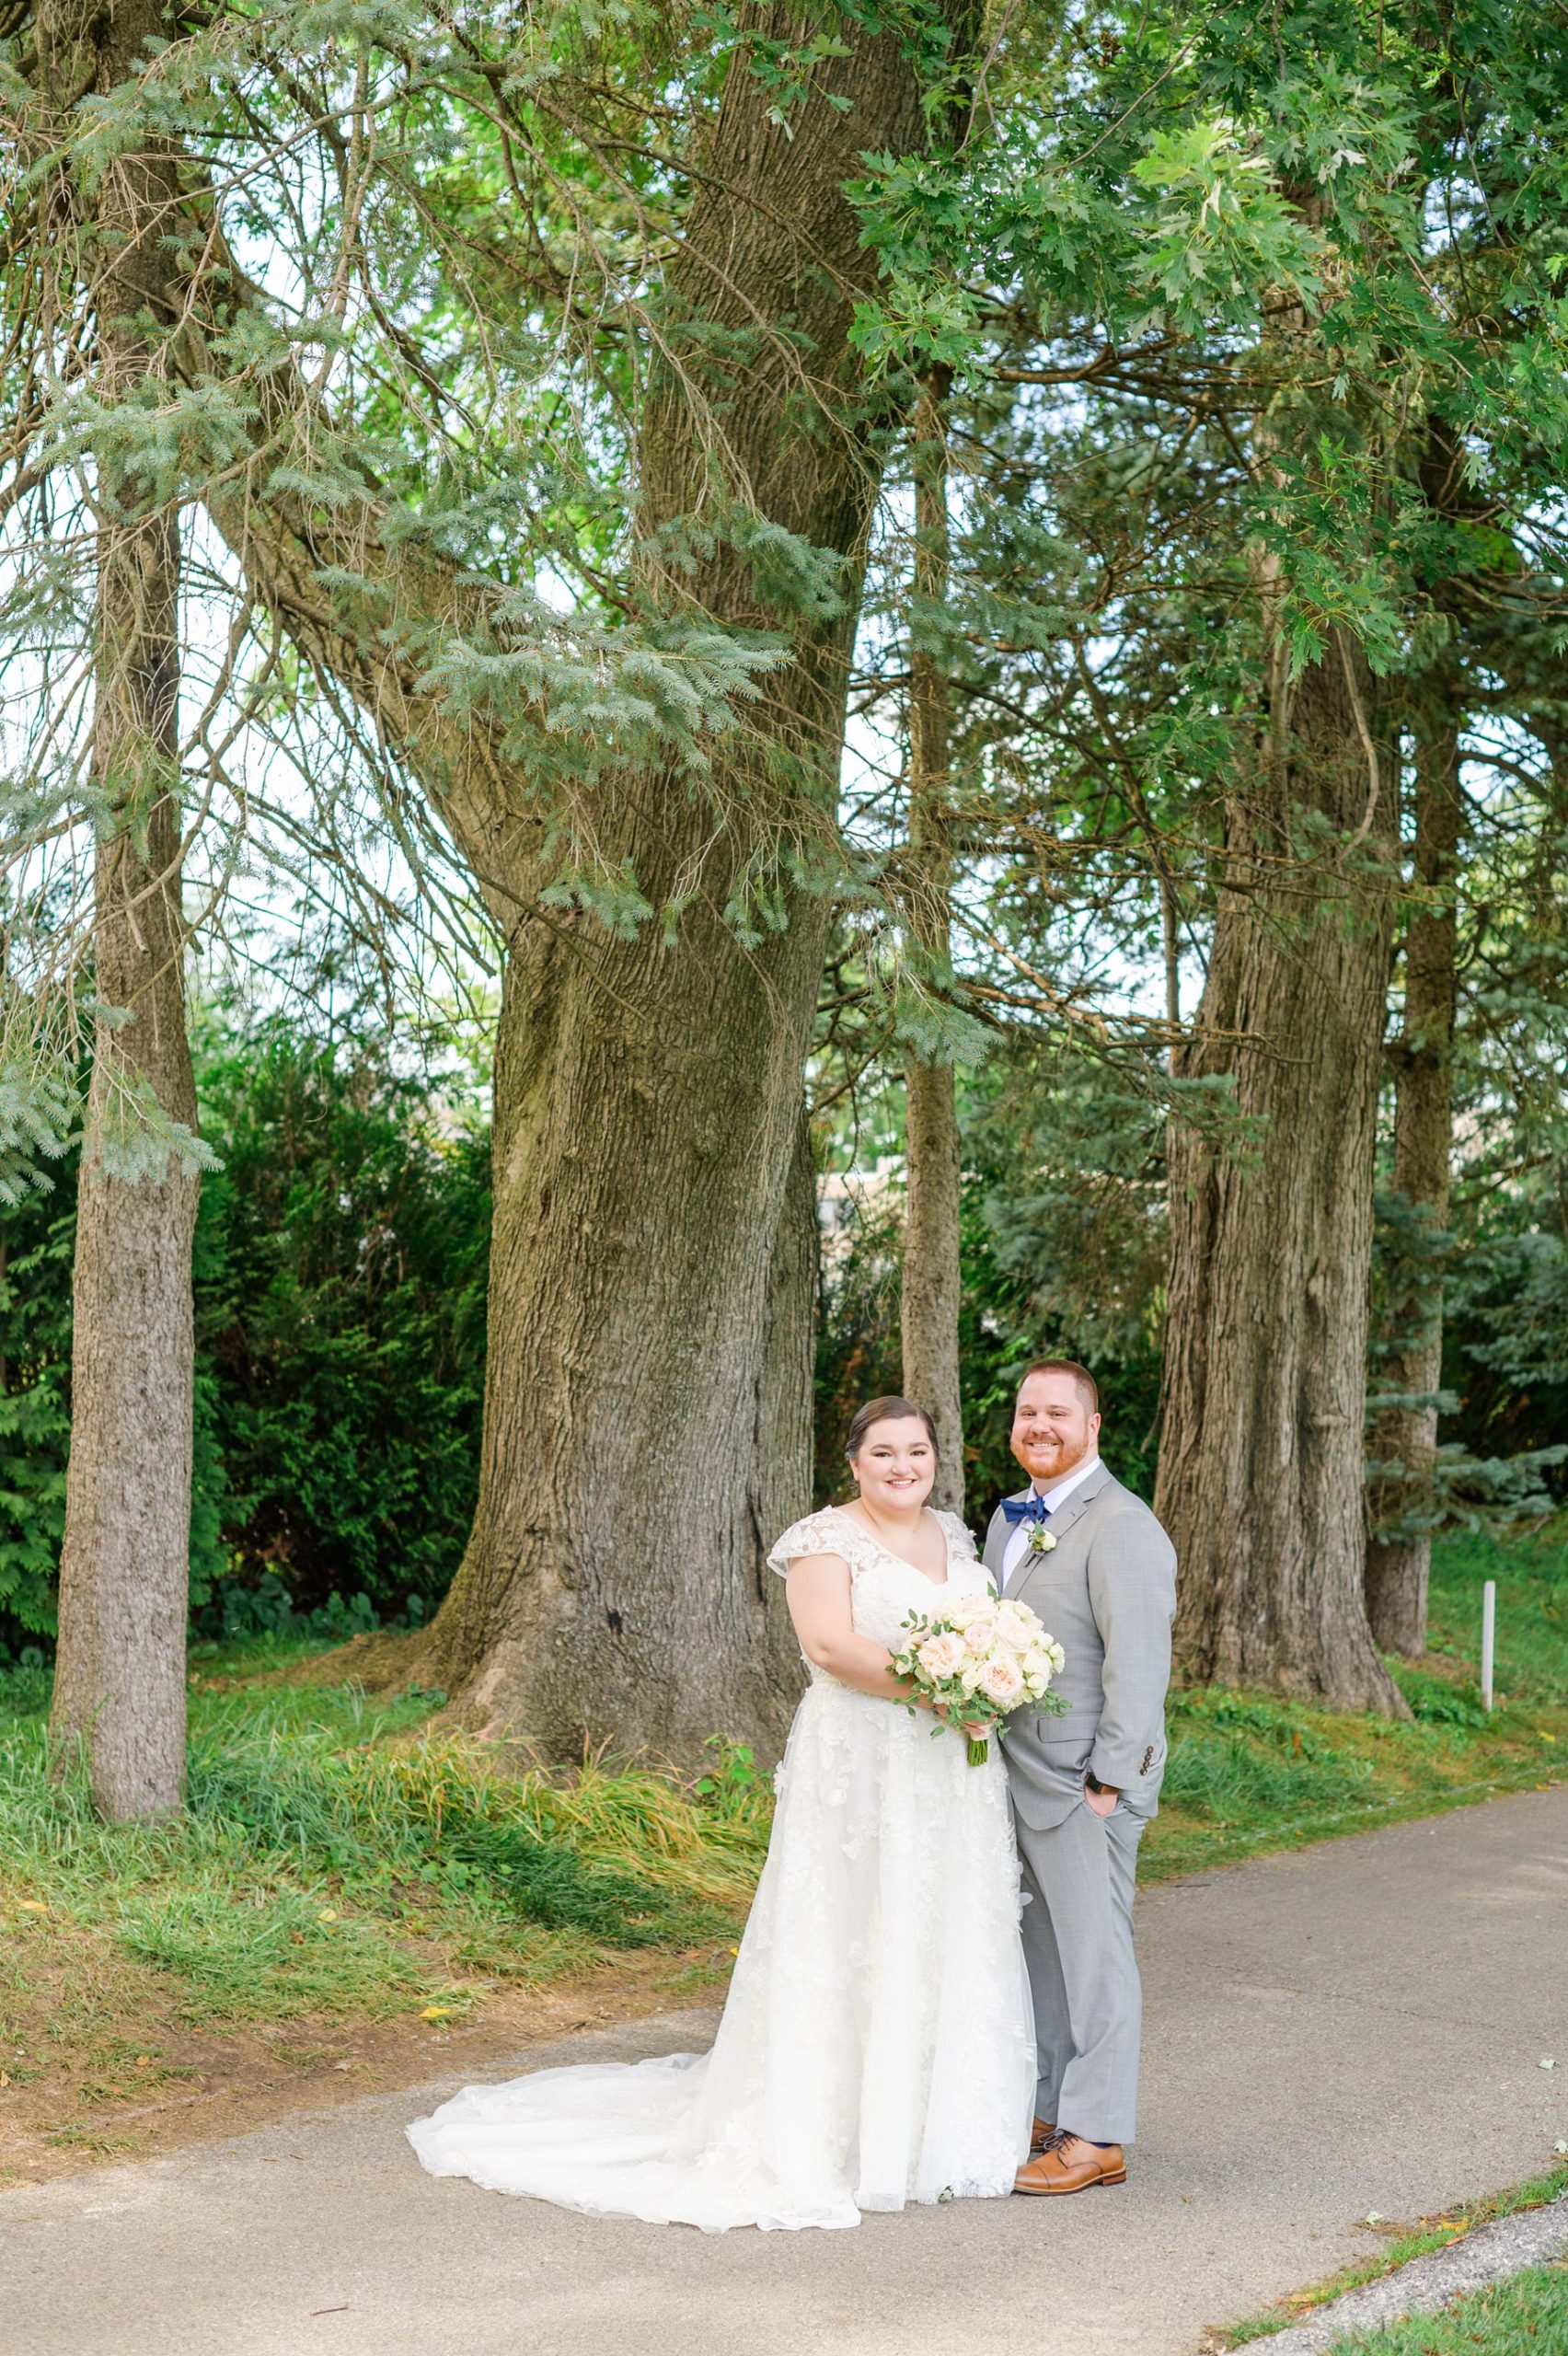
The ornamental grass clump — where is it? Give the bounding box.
[0,1665,769,2025]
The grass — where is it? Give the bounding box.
[1309,2263,1568,2353]
[1144,1521,1568,1883]
[0,1652,769,2102]
[1225,2165,1568,2344]
[0,1520,1562,2177]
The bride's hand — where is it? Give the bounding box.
[931,1697,990,1742]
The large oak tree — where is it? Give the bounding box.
[177,4,985,1755]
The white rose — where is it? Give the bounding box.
[978,1654,1025,1704]
[960,1659,986,1693]
[1020,1648,1052,1684]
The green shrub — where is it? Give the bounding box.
[192,1013,489,1623]
[0,1201,73,1639]
[0,1003,490,1655]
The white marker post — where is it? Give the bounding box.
[1481,1578,1496,1714]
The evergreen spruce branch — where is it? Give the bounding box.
[10,0,995,979]
[140,214,834,937]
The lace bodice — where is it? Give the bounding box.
[767,1506,986,1664]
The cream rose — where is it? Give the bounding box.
[994,1607,1035,1654]
[917,1633,966,1681]
[977,1654,1026,1704]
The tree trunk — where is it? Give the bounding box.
[411,17,974,1758]
[43,0,200,1817]
[173,7,978,1755]
[903,1056,964,1508]
[901,370,965,1513]
[1156,634,1407,1715]
[1366,704,1461,1657]
[421,866,831,1758]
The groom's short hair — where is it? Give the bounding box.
[1019,1358,1099,1415]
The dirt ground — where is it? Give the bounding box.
[0,1941,725,2189]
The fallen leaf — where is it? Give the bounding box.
[134,2056,152,2069]
[17,1901,46,1914]
[418,2006,453,2021]
[317,1909,338,1924]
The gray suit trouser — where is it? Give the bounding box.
[1013,1801,1145,2146]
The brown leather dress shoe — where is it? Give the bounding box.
[1014,2130,1126,2195]
[1029,2115,1057,2154]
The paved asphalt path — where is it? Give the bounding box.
[5,1785,1565,2356]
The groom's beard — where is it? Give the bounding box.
[1012,1436,1090,1485]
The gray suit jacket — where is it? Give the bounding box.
[983,1465,1176,1831]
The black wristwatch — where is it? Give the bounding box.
[1084,1772,1119,1797]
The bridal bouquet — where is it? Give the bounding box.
[891,1589,1066,1765]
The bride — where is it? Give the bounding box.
[407,1396,1035,2231]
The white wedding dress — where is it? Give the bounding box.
[407,1506,1035,2231]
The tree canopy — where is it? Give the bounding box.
[2,0,1565,1777]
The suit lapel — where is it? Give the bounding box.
[1043,1461,1113,1542]
[982,1496,1023,1584]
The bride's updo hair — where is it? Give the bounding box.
[844,1396,940,1463]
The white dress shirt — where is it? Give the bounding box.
[999,1456,1103,1591]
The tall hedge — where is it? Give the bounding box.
[0,1008,490,1653]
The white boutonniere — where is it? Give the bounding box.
[1027,1525,1056,1555]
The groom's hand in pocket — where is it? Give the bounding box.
[1084,1783,1119,1818]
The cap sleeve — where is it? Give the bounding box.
[765,1507,861,1579]
[937,1509,978,1563]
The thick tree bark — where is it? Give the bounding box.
[901,370,965,1513]
[423,863,833,1756]
[1366,705,1461,1657]
[1156,635,1407,1715]
[43,0,199,1817]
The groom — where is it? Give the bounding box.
[986,1359,1176,2196]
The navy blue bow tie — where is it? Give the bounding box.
[1001,1494,1051,1525]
